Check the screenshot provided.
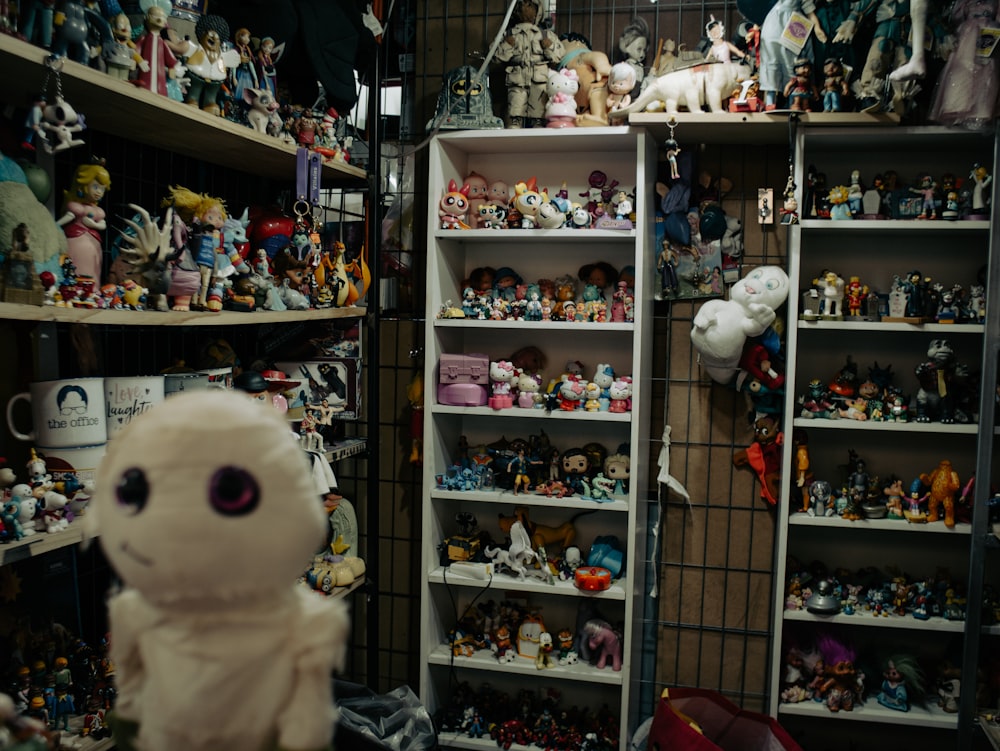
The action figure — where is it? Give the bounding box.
[494,0,564,128]
[783,56,820,111]
[57,159,111,282]
[134,4,181,97]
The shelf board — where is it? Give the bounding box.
[427,644,625,685]
[0,525,88,566]
[798,218,990,231]
[324,438,367,463]
[436,733,528,751]
[789,515,971,534]
[791,417,978,434]
[434,319,634,332]
[429,566,627,600]
[627,111,900,145]
[783,608,965,632]
[779,696,958,728]
[0,301,366,326]
[431,405,632,422]
[0,35,367,185]
[430,489,629,512]
[797,319,984,334]
[432,125,640,154]
[432,228,636,242]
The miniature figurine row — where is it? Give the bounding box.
[780,629,963,715]
[0,449,91,544]
[803,164,992,221]
[439,171,634,231]
[437,432,630,503]
[435,679,620,751]
[11,6,354,162]
[439,262,636,324]
[801,268,987,325]
[798,345,977,426]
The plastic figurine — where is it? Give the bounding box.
[705,15,746,66]
[494,0,564,128]
[57,159,111,282]
[905,476,930,522]
[230,27,259,103]
[508,449,531,494]
[134,4,181,97]
[90,390,350,751]
[617,16,649,91]
[104,13,149,81]
[783,57,820,111]
[910,173,938,219]
[176,15,241,115]
[39,95,86,154]
[876,655,926,711]
[969,163,993,216]
[921,459,961,527]
[733,414,783,505]
[690,265,790,385]
[557,32,613,125]
[164,185,229,310]
[439,179,471,229]
[821,57,849,111]
[605,62,636,112]
[813,270,845,318]
[50,0,112,66]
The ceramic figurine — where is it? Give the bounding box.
[57,159,111,282]
[176,15,241,115]
[89,390,350,751]
[544,67,579,128]
[605,62,636,112]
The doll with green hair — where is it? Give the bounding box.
[876,653,927,711]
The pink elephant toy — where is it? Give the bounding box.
[583,618,622,671]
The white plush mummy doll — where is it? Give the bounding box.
[89,389,349,751]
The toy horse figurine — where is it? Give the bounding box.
[582,618,623,671]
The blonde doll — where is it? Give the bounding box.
[58,160,111,281]
[163,186,228,310]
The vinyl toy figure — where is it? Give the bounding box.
[90,390,350,751]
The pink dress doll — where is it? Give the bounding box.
[57,162,111,282]
[929,0,1000,128]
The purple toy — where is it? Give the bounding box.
[583,618,622,671]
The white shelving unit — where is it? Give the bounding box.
[419,126,655,748]
[768,126,999,746]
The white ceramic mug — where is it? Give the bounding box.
[164,372,210,397]
[37,444,107,515]
[105,375,166,438]
[7,378,107,448]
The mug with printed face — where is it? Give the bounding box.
[105,375,166,438]
[6,378,107,448]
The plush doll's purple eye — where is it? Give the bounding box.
[116,468,149,514]
[209,466,259,516]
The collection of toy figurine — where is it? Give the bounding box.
[456,0,997,130]
[800,163,993,225]
[0,450,91,544]
[434,680,619,751]
[438,170,635,231]
[439,260,636,325]
[779,628,963,715]
[8,5,354,162]
[0,615,116,745]
[798,344,977,428]
[437,432,630,503]
[0,162,370,313]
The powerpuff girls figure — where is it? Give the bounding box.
[439,179,471,229]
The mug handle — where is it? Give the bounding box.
[6,392,35,441]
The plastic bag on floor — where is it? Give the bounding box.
[334,681,437,751]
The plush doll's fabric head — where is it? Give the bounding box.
[92,389,325,607]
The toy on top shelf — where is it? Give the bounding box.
[783,57,820,112]
[57,158,110,283]
[821,58,850,112]
[438,179,471,230]
[50,0,112,67]
[605,62,636,113]
[175,14,241,116]
[493,0,564,128]
[104,13,149,81]
[913,338,973,424]
[556,31,612,126]
[134,4,182,98]
[758,0,828,109]
[617,16,649,93]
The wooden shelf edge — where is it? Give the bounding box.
[0,301,367,326]
[0,34,367,185]
[628,111,901,144]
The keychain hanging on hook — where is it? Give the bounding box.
[664,119,681,181]
[35,55,87,154]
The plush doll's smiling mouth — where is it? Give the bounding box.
[121,541,154,567]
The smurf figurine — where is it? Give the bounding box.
[89,390,350,751]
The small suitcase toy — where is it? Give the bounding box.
[437,353,489,406]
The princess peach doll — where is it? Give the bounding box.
[57,160,111,282]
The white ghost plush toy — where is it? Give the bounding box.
[690,264,790,385]
[89,389,349,751]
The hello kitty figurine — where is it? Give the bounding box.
[489,360,516,409]
[545,67,580,128]
[608,377,633,413]
[690,265,790,385]
[517,371,543,408]
[558,377,585,410]
[592,364,614,406]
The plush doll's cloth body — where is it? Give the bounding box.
[92,390,349,751]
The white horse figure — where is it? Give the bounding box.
[485,520,537,578]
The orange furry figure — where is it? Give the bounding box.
[497,506,588,553]
[921,459,961,528]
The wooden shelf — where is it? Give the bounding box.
[789,515,971,534]
[428,566,628,599]
[799,218,990,231]
[0,525,89,567]
[0,301,366,326]
[627,111,900,145]
[427,644,625,685]
[779,696,958,728]
[0,34,367,185]
[783,608,966,632]
[430,405,632,422]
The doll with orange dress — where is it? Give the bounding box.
[57,160,111,282]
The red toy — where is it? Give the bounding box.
[574,565,612,591]
[732,414,783,505]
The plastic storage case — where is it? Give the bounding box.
[437,353,489,406]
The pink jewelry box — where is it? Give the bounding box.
[437,353,489,406]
